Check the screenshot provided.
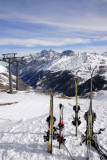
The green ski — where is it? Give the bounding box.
[44,89,55,153]
[84,67,96,160]
[72,78,81,136]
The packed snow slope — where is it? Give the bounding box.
[14,50,107,96]
[0,90,106,160]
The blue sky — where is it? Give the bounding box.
[0,0,107,56]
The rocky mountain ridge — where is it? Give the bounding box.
[1,49,107,96]
[16,49,107,96]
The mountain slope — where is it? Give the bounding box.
[13,50,107,96]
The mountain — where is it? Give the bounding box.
[11,50,107,96]
[102,52,107,57]
[61,50,75,56]
[0,65,29,92]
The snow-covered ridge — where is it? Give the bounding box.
[101,52,107,57]
[3,49,106,95]
[21,49,107,80]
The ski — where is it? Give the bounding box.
[58,103,65,149]
[83,66,97,160]
[80,66,106,159]
[47,88,53,153]
[44,89,55,153]
[72,78,81,136]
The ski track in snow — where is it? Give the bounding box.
[0,91,106,160]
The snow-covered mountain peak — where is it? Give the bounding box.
[38,49,58,60]
[21,49,107,77]
[8,49,107,96]
[61,50,75,56]
[102,52,107,57]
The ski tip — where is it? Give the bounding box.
[50,88,52,92]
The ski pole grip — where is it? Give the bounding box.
[59,103,63,109]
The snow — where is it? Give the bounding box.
[0,91,50,121]
[0,65,7,73]
[21,50,107,83]
[0,90,106,160]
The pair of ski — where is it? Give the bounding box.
[58,103,65,149]
[47,88,54,153]
[43,89,54,153]
[81,66,97,160]
[44,89,65,153]
[82,67,107,160]
[86,68,95,160]
[44,89,75,160]
[72,78,81,136]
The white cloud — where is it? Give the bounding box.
[0,10,107,32]
[0,0,107,55]
[74,46,107,54]
[0,38,90,47]
[100,36,107,41]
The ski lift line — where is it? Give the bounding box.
[1,53,26,93]
[2,53,17,58]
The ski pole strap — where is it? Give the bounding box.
[99,144,107,152]
[93,128,105,135]
[95,143,107,159]
[92,136,107,159]
[59,103,63,109]
[63,143,75,160]
[58,134,66,144]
